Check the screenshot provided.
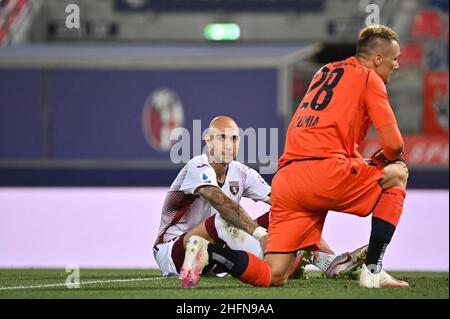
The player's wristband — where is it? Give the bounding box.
[252,226,267,240]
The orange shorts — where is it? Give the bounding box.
[266,157,384,254]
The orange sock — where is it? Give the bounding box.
[373,186,406,227]
[239,252,272,287]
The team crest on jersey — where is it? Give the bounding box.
[142,88,184,152]
[229,181,240,195]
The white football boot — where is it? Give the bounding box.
[325,244,368,279]
[359,264,409,288]
[180,235,210,288]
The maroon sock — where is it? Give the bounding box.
[255,211,270,228]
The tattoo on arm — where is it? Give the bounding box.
[197,186,258,235]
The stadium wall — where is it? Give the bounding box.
[0,187,447,271]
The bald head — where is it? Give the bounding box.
[205,115,240,164]
[209,116,238,131]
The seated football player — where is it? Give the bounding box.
[153,116,366,282]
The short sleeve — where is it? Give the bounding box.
[363,71,397,129]
[242,168,271,202]
[180,162,219,195]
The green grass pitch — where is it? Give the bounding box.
[0,269,447,299]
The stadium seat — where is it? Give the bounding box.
[411,9,443,39]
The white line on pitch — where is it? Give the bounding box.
[0,277,167,291]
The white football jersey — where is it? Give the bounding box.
[154,153,271,246]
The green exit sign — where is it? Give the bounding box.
[204,23,241,41]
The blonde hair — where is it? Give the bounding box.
[356,25,399,58]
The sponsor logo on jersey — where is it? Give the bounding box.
[364,159,379,167]
[201,173,211,184]
[229,181,240,195]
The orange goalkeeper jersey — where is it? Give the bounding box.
[279,56,398,168]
